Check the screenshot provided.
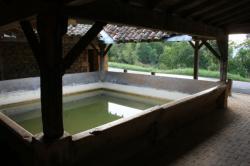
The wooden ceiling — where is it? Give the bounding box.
[1,0,250,38]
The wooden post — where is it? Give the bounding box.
[0,44,4,80]
[217,35,229,82]
[193,40,200,80]
[99,43,106,72]
[227,79,232,96]
[37,14,67,141]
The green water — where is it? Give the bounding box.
[1,90,169,135]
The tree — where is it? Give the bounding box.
[135,43,158,65]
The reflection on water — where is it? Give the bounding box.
[1,90,169,135]
[108,102,143,118]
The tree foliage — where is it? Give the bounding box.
[108,39,250,79]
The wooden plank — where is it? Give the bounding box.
[20,20,41,67]
[203,41,221,60]
[65,0,223,38]
[63,22,106,74]
[37,14,66,141]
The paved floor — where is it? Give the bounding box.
[109,67,250,94]
[121,93,250,166]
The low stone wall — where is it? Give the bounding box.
[103,72,219,94]
[0,72,100,93]
[0,71,219,94]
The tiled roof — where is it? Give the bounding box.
[104,24,169,43]
[67,24,170,43]
[0,24,170,43]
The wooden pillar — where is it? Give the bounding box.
[217,35,229,82]
[193,40,200,80]
[0,44,4,80]
[88,49,98,71]
[99,43,106,72]
[37,14,67,141]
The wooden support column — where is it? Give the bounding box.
[37,14,67,141]
[99,43,106,72]
[193,40,200,80]
[217,35,229,82]
[189,40,202,80]
[0,43,4,80]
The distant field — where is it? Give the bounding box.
[109,62,250,82]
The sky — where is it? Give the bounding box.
[229,34,247,44]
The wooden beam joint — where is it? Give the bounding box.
[62,21,106,74]
[203,40,221,60]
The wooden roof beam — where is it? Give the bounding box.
[209,6,250,25]
[66,0,224,38]
[173,0,208,13]
[0,0,52,27]
[187,0,229,18]
[218,12,250,27]
[200,0,250,22]
[226,23,250,34]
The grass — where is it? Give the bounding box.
[109,62,250,82]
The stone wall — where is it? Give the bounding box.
[0,41,95,80]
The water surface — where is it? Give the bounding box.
[1,89,169,135]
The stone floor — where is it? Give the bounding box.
[122,93,250,166]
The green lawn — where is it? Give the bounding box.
[108,62,250,82]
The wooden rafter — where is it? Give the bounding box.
[209,6,250,25]
[65,0,223,38]
[187,0,228,18]
[62,21,106,74]
[200,0,250,22]
[173,0,208,13]
[218,12,250,27]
